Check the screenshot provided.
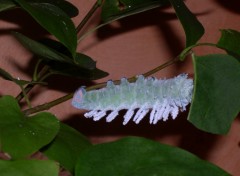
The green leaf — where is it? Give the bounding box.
[0,67,46,86]
[14,0,77,56]
[0,67,19,82]
[74,53,96,70]
[0,0,16,12]
[75,137,229,176]
[48,63,109,80]
[0,159,59,176]
[0,0,78,17]
[42,123,92,173]
[13,32,73,63]
[101,0,170,22]
[14,32,97,70]
[217,29,240,60]
[0,67,31,86]
[40,39,97,69]
[13,32,107,79]
[188,54,240,134]
[169,0,204,47]
[33,0,79,17]
[0,96,60,159]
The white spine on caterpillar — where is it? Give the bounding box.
[72,74,193,125]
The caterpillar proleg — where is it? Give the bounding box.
[72,74,193,125]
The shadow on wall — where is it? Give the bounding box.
[0,6,187,94]
[215,0,240,14]
[0,2,212,95]
[64,108,220,160]
[0,9,48,38]
[96,7,184,57]
[0,8,96,96]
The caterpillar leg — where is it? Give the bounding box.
[106,110,119,122]
[123,108,135,125]
[134,108,149,124]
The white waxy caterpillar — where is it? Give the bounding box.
[72,74,193,125]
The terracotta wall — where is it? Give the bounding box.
[0,0,240,175]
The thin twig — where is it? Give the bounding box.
[16,65,50,102]
[76,0,102,37]
[20,85,32,108]
[23,93,73,116]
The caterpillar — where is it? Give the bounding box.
[72,74,193,125]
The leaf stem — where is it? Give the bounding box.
[77,17,125,43]
[20,85,32,108]
[76,0,102,37]
[78,23,106,43]
[23,93,73,116]
[33,59,42,81]
[22,56,180,115]
[142,56,180,77]
[16,65,50,102]
[179,42,217,60]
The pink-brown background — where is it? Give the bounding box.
[0,0,240,175]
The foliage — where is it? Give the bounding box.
[0,0,239,175]
[75,137,228,176]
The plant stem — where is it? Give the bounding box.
[22,56,180,115]
[77,17,124,43]
[16,65,49,102]
[76,0,102,37]
[78,23,106,43]
[33,59,42,81]
[23,93,73,116]
[142,56,180,77]
[20,85,32,108]
[179,42,217,60]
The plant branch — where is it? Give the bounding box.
[20,85,32,108]
[22,56,180,115]
[16,65,50,102]
[179,42,217,60]
[142,56,180,77]
[76,0,102,37]
[77,12,130,43]
[23,93,73,116]
[33,59,42,81]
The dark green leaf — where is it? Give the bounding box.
[39,37,72,57]
[13,32,97,70]
[13,32,73,63]
[0,0,78,17]
[169,0,204,47]
[30,0,79,17]
[0,159,59,176]
[75,137,229,176]
[188,54,240,134]
[0,66,46,85]
[0,67,30,85]
[217,29,240,60]
[74,53,96,70]
[14,0,77,56]
[101,0,170,22]
[0,96,60,159]
[0,0,16,12]
[13,32,107,80]
[48,62,109,80]
[42,123,92,173]
[0,67,17,82]
[41,38,97,69]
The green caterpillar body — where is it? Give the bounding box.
[72,74,193,125]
